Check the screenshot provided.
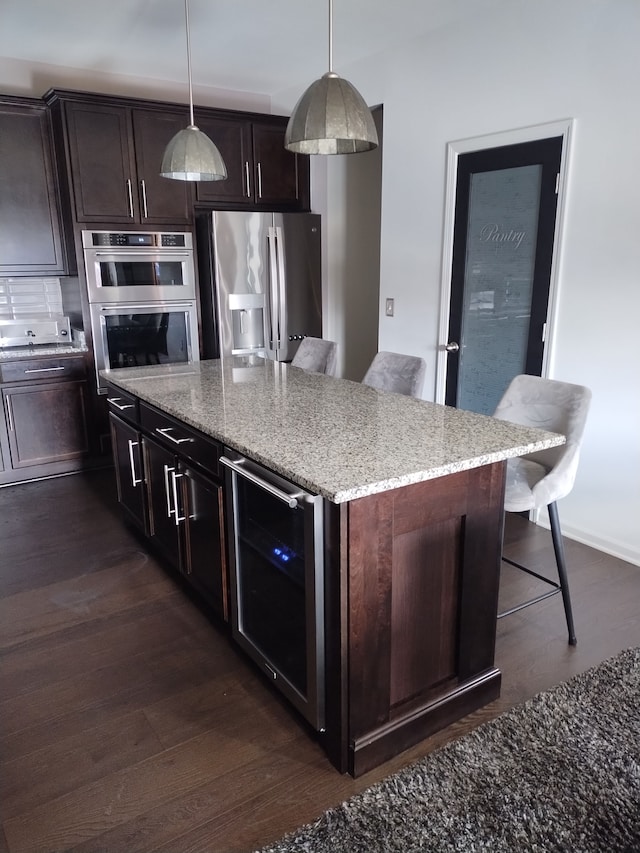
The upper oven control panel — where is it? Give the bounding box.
[81,231,192,249]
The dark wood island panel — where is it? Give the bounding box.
[324,461,506,776]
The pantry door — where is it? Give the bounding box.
[443,136,563,415]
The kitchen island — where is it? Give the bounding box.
[104,356,564,776]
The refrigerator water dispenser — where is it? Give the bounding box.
[228,293,265,354]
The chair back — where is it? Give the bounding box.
[362,351,426,398]
[493,374,592,494]
[291,337,338,376]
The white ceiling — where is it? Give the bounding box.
[0,0,477,96]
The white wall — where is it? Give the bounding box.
[0,56,270,112]
[319,0,640,564]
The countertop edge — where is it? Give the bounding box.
[103,363,566,504]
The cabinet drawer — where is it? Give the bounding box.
[140,402,221,477]
[0,355,86,383]
[105,387,140,424]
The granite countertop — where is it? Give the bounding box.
[104,357,565,504]
[0,343,88,360]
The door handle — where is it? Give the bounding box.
[128,440,142,486]
[171,471,186,526]
[445,341,460,353]
[140,179,149,219]
[126,178,134,218]
[163,464,175,518]
[257,162,263,199]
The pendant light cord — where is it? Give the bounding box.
[184,0,195,127]
[328,0,333,73]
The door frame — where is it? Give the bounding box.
[435,119,574,404]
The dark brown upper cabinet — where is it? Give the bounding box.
[45,91,193,226]
[0,96,70,276]
[193,111,310,211]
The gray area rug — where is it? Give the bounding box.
[256,647,640,853]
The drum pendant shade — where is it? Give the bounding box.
[160,0,227,182]
[285,0,378,155]
[161,125,227,181]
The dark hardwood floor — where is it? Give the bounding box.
[1,469,639,853]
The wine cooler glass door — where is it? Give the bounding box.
[221,453,325,731]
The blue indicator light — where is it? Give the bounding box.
[281,554,290,562]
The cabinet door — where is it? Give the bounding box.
[109,413,147,531]
[3,380,89,467]
[0,99,67,275]
[193,113,252,205]
[252,121,310,209]
[65,101,138,222]
[181,466,228,620]
[142,435,181,570]
[131,109,193,225]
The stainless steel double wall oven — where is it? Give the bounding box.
[82,230,199,392]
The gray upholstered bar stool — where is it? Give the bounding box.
[291,337,338,376]
[493,374,592,645]
[362,351,426,398]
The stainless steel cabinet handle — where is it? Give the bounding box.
[163,463,175,518]
[220,456,302,509]
[445,341,460,353]
[257,162,263,199]
[140,179,149,219]
[107,397,134,411]
[171,471,186,526]
[128,439,142,486]
[6,397,14,432]
[156,427,192,445]
[24,366,65,374]
[244,161,251,197]
[126,178,134,218]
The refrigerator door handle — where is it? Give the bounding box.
[266,226,279,358]
[274,226,287,361]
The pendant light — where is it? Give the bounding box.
[285,0,378,155]
[160,0,227,181]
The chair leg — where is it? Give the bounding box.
[548,501,577,646]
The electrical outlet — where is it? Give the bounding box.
[385,298,394,317]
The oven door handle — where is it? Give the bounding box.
[96,302,195,312]
[92,251,191,257]
[220,456,302,509]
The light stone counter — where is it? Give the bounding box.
[0,343,88,360]
[104,356,564,504]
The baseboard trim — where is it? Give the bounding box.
[534,516,640,568]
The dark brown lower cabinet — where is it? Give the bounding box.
[109,413,147,532]
[143,435,227,619]
[0,356,90,485]
[3,381,88,466]
[107,393,228,622]
[143,435,182,567]
[180,466,227,613]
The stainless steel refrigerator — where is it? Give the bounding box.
[196,211,322,362]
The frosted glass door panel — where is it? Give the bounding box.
[457,165,541,415]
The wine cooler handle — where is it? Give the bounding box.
[220,456,302,509]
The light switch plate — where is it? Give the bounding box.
[385,298,394,317]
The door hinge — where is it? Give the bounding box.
[555,173,560,194]
[542,322,547,343]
